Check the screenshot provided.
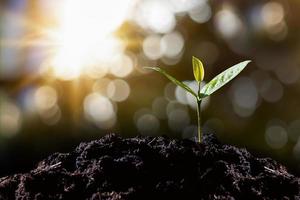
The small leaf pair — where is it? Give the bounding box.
[145,57,251,143]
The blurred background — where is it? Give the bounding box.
[1,0,300,176]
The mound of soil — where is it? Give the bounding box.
[0,134,299,200]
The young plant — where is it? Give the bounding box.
[145,57,251,143]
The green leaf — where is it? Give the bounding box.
[192,56,204,82]
[200,60,251,97]
[144,67,197,98]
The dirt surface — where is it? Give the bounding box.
[0,133,299,200]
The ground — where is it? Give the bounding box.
[0,134,299,200]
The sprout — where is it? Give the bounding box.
[145,57,251,143]
[192,56,204,83]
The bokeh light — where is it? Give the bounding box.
[265,125,288,149]
[231,77,258,117]
[152,97,168,119]
[143,35,163,60]
[0,98,22,137]
[133,0,176,34]
[107,79,131,102]
[136,113,160,136]
[161,32,185,58]
[84,93,116,129]
[214,6,243,39]
[110,54,135,78]
[260,1,287,41]
[189,3,212,24]
[34,86,57,112]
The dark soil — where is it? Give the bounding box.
[0,134,299,200]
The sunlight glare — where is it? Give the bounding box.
[50,0,133,80]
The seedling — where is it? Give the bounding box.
[145,57,251,143]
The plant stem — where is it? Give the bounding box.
[197,82,202,143]
[196,99,201,143]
